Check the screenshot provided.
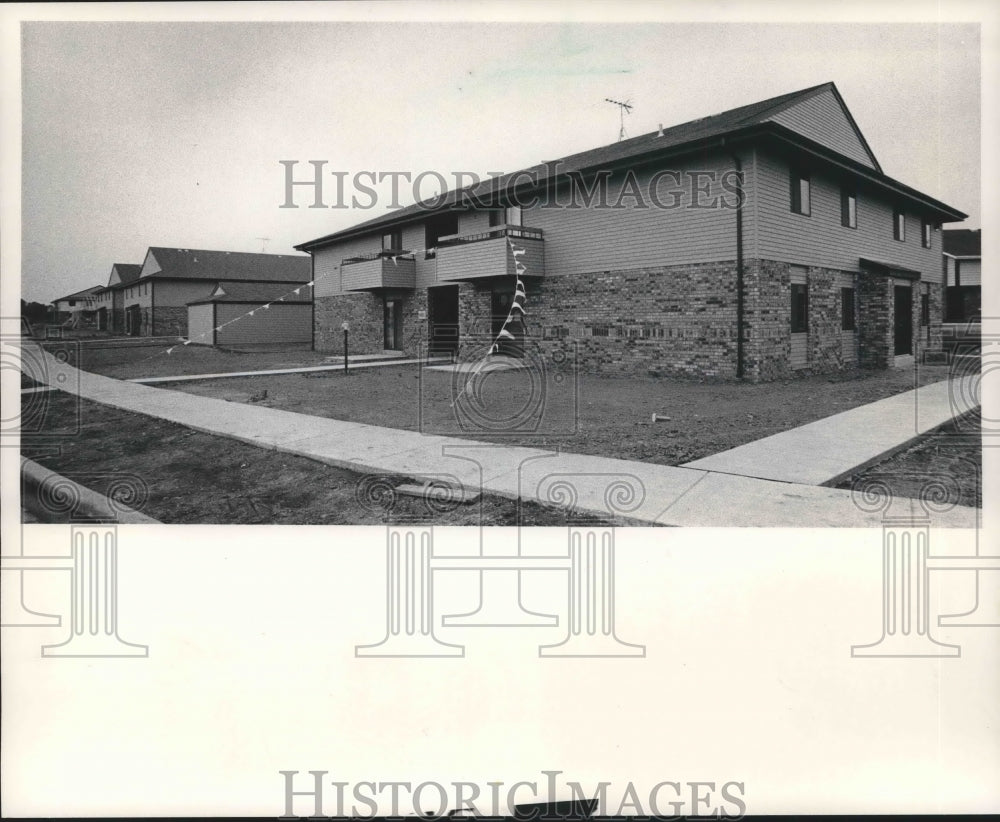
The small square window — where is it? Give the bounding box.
[893,209,906,241]
[382,230,403,252]
[791,170,811,216]
[791,283,809,333]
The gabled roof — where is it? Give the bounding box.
[141,247,311,283]
[109,263,142,287]
[187,280,312,305]
[943,229,981,257]
[296,81,963,252]
[53,285,104,304]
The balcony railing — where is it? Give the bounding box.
[341,251,416,291]
[436,225,545,282]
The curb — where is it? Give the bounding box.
[21,457,160,524]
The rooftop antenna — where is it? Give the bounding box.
[605,97,633,141]
[255,237,270,253]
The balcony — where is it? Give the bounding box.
[341,252,416,291]
[436,225,545,282]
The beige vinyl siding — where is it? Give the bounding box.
[527,151,746,275]
[768,87,877,170]
[790,265,808,369]
[755,149,944,282]
[957,259,981,286]
[153,279,223,307]
[838,271,858,364]
[187,303,215,345]
[215,303,311,345]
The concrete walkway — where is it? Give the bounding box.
[683,376,979,485]
[127,355,449,385]
[28,347,978,527]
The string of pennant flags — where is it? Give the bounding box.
[127,233,530,374]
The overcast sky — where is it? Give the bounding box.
[19,19,981,303]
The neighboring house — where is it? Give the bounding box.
[106,263,142,333]
[122,247,311,337]
[186,281,313,346]
[942,229,981,323]
[295,81,966,381]
[52,286,103,325]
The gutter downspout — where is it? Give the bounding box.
[724,141,745,379]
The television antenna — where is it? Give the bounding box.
[605,97,633,141]
[255,237,271,253]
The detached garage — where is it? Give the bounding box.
[187,281,312,346]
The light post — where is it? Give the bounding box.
[342,320,349,374]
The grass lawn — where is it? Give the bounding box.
[835,411,982,508]
[22,393,613,526]
[48,340,336,381]
[116,351,957,466]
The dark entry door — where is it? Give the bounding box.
[428,286,459,356]
[383,298,402,350]
[894,285,913,355]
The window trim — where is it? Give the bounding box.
[840,187,857,229]
[790,169,811,216]
[893,208,906,242]
[921,219,932,249]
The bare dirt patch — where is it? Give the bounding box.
[835,410,982,508]
[22,393,612,526]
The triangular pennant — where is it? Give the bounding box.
[515,264,526,275]
[249,310,255,316]
[391,256,398,266]
[166,347,174,355]
[516,278,525,290]
[490,343,499,354]
[263,304,271,310]
[293,288,301,295]
[509,301,525,314]
[183,339,192,345]
[307,280,315,286]
[511,248,526,258]
[497,329,515,341]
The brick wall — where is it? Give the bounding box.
[528,262,740,378]
[314,290,428,356]
[457,282,494,358]
[858,275,891,368]
[152,306,187,337]
[743,259,790,381]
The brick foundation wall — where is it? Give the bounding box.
[743,259,790,381]
[314,290,428,356]
[528,262,740,378]
[457,282,494,358]
[858,275,891,369]
[111,308,125,335]
[152,306,187,338]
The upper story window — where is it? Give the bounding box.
[382,230,403,253]
[424,212,460,259]
[893,208,906,241]
[790,169,811,216]
[840,187,857,228]
[921,219,933,249]
[488,208,504,228]
[505,205,523,226]
[68,300,76,307]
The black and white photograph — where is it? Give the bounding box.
[2,1,997,818]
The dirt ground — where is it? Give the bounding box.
[21,393,613,526]
[835,411,982,508]
[145,357,955,465]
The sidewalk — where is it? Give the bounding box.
[31,348,979,527]
[683,376,978,485]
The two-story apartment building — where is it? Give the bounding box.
[122,247,312,337]
[52,285,103,325]
[297,81,966,381]
[103,262,142,333]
